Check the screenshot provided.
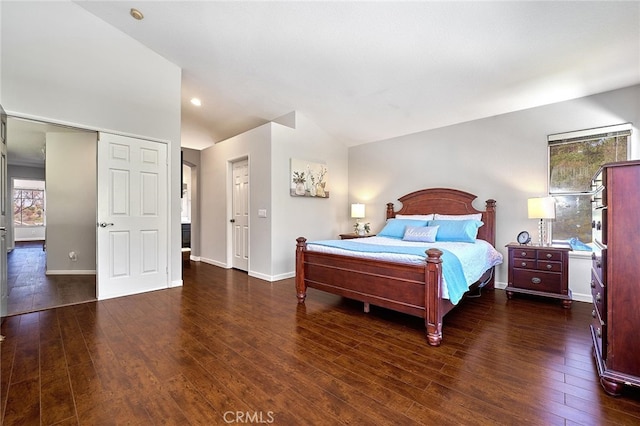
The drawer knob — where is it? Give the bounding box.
[597,328,602,338]
[592,310,596,318]
[595,292,601,302]
[521,262,527,267]
[531,277,542,285]
[546,253,552,259]
[590,280,596,289]
[546,264,552,270]
[521,252,527,257]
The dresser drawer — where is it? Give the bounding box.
[512,269,562,294]
[591,249,607,284]
[591,271,606,318]
[590,314,606,358]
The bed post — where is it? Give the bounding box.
[484,199,497,289]
[386,202,395,219]
[425,248,444,346]
[296,237,307,303]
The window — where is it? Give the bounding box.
[548,124,631,243]
[13,180,45,227]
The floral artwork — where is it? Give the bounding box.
[290,158,329,198]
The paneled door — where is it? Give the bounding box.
[231,159,249,271]
[97,133,168,299]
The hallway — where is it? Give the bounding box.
[7,241,96,316]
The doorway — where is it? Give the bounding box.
[231,158,249,271]
[5,117,97,315]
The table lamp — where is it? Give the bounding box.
[351,203,365,235]
[528,197,556,246]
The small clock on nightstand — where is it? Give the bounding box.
[516,231,531,245]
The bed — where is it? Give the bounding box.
[295,187,501,346]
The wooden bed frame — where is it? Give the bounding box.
[295,188,497,346]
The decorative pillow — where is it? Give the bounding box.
[402,226,439,243]
[434,213,482,221]
[378,218,429,239]
[428,219,484,243]
[395,214,435,221]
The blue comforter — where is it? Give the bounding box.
[309,239,469,304]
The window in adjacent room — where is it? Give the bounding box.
[13,179,45,227]
[548,124,631,243]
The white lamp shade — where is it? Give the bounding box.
[351,203,365,219]
[528,197,556,219]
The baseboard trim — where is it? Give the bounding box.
[200,257,228,268]
[46,270,96,276]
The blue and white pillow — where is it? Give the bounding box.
[428,219,484,243]
[378,218,429,239]
[402,225,439,243]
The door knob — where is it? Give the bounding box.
[98,222,114,228]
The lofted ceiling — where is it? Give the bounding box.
[73,1,640,150]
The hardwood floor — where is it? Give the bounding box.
[1,261,639,425]
[7,241,96,316]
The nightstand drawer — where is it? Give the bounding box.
[536,260,562,273]
[512,269,562,294]
[537,250,562,261]
[513,248,537,259]
[513,258,536,269]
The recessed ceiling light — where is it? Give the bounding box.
[130,8,144,20]
[190,98,202,107]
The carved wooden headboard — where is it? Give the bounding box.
[386,188,496,246]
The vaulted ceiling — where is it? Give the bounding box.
[75,1,640,150]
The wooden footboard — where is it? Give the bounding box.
[296,237,450,346]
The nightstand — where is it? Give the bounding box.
[339,233,376,240]
[505,243,572,308]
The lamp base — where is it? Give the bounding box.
[538,219,552,246]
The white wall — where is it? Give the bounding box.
[0,2,183,286]
[45,132,97,274]
[200,124,271,274]
[271,113,348,278]
[199,112,348,280]
[348,84,640,295]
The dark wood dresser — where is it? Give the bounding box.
[590,160,640,395]
[505,244,571,308]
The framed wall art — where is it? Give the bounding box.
[290,158,329,198]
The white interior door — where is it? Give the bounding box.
[231,159,249,271]
[97,133,168,300]
[0,106,7,317]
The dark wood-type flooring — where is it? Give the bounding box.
[7,241,96,316]
[2,261,640,425]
